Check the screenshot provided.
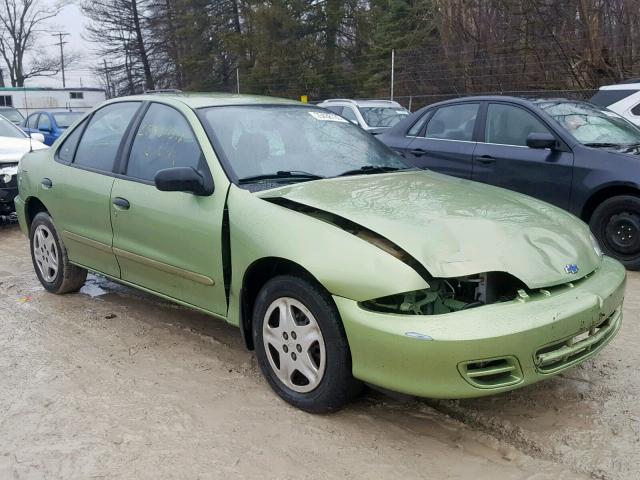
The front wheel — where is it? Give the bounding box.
[252,275,362,413]
[590,195,640,270]
[30,212,88,294]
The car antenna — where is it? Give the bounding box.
[22,85,33,152]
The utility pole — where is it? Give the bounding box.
[390,49,395,101]
[103,59,112,99]
[51,32,70,88]
[236,67,240,94]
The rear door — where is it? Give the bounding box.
[38,101,142,277]
[404,102,480,179]
[110,101,228,316]
[472,102,574,209]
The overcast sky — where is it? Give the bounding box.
[26,2,98,89]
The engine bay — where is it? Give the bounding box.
[361,272,526,315]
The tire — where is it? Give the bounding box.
[252,275,362,413]
[29,212,87,294]
[590,195,640,270]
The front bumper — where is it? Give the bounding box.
[335,256,626,398]
[0,165,18,214]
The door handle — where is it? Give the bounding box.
[41,178,52,189]
[477,155,496,165]
[112,197,130,210]
[409,148,427,157]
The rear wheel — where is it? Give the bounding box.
[30,212,87,293]
[252,275,362,413]
[590,195,640,270]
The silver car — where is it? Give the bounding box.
[318,99,409,133]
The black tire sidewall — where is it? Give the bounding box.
[590,195,640,270]
[29,212,66,293]
[252,275,359,413]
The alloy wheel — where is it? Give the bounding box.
[262,297,326,393]
[33,224,59,283]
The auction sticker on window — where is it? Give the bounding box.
[308,111,348,122]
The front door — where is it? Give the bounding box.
[404,102,480,179]
[473,102,574,209]
[40,102,142,277]
[110,102,228,316]
[37,114,56,145]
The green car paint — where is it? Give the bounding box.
[15,93,625,400]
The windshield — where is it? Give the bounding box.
[0,115,27,139]
[201,105,409,185]
[358,106,409,128]
[538,101,640,146]
[53,112,84,128]
[0,108,24,124]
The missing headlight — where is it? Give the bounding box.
[360,272,525,315]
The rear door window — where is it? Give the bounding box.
[632,103,640,116]
[74,102,141,172]
[425,104,479,141]
[126,103,204,182]
[485,104,551,146]
[57,119,87,163]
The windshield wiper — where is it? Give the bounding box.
[238,170,324,184]
[336,165,404,177]
[583,142,624,148]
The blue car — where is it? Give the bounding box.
[22,111,85,146]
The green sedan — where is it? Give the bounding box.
[15,93,625,412]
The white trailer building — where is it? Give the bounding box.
[0,87,106,114]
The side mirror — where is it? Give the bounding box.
[526,132,557,149]
[154,167,214,196]
[30,132,45,143]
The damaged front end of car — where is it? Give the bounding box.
[360,272,527,315]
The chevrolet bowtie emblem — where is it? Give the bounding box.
[564,264,579,274]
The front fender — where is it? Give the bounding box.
[225,185,428,326]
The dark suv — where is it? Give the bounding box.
[379,96,640,269]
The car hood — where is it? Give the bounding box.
[259,171,601,289]
[0,136,47,164]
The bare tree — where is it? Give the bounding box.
[0,0,65,86]
[82,0,156,94]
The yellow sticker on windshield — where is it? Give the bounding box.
[309,111,348,122]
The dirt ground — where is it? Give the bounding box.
[1,224,638,480]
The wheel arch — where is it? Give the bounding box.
[24,196,50,230]
[239,257,329,350]
[581,184,640,223]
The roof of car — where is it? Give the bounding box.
[319,98,404,108]
[420,95,593,111]
[597,80,640,90]
[120,92,302,109]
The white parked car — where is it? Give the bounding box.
[317,99,410,134]
[0,115,47,216]
[591,80,640,127]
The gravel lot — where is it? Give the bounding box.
[1,224,638,479]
